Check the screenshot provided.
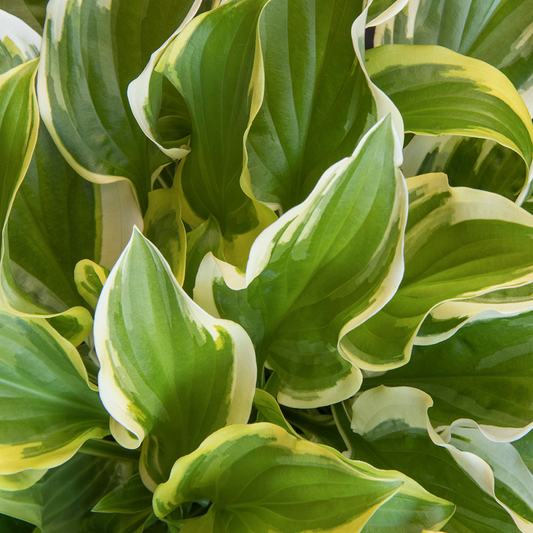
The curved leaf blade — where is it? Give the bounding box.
[0,311,109,474]
[94,228,256,488]
[154,423,403,533]
[341,173,533,371]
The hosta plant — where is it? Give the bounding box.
[0,0,533,531]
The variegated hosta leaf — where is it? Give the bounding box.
[402,134,528,203]
[154,0,277,267]
[74,260,109,310]
[0,311,109,474]
[0,453,133,533]
[246,0,394,211]
[94,228,256,489]
[332,404,455,533]
[0,470,47,491]
[373,0,533,113]
[143,187,186,286]
[183,216,223,296]
[37,0,200,213]
[0,9,40,74]
[0,0,47,34]
[341,173,533,371]
[366,44,533,202]
[514,431,533,475]
[373,1,533,202]
[153,423,403,533]
[196,117,407,407]
[362,310,533,430]
[444,425,533,528]
[0,57,38,238]
[348,386,529,533]
[417,282,533,345]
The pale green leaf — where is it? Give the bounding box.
[363,311,533,430]
[92,474,151,514]
[154,0,277,266]
[196,117,407,407]
[0,311,109,474]
[153,423,403,533]
[252,388,300,438]
[74,260,109,310]
[143,188,186,286]
[94,228,256,489]
[341,173,533,371]
[37,0,200,213]
[0,470,47,492]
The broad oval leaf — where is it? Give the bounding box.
[94,228,256,489]
[153,0,278,266]
[153,422,403,533]
[37,0,200,213]
[196,116,407,407]
[341,173,533,371]
[0,311,109,474]
[363,310,533,430]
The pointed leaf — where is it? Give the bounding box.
[92,474,152,514]
[197,117,407,407]
[153,423,403,533]
[37,0,200,213]
[341,173,533,371]
[0,311,109,474]
[94,228,256,488]
[154,0,277,266]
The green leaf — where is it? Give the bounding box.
[252,389,300,438]
[513,431,533,475]
[446,426,533,528]
[341,173,533,371]
[331,404,455,533]
[37,0,200,213]
[0,470,47,492]
[74,260,109,310]
[0,1,47,34]
[196,116,407,407]
[153,423,403,533]
[153,0,277,266]
[348,386,524,533]
[0,311,109,474]
[94,228,256,489]
[183,216,223,297]
[366,44,533,203]
[92,474,152,514]
[247,0,378,211]
[0,9,40,74]
[0,513,34,532]
[363,311,533,429]
[366,0,409,26]
[0,453,133,533]
[143,188,186,286]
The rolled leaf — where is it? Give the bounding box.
[37,0,200,213]
[153,0,279,266]
[363,311,533,430]
[196,116,407,407]
[74,260,109,310]
[94,228,256,488]
[0,311,109,474]
[153,422,403,533]
[341,173,533,371]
